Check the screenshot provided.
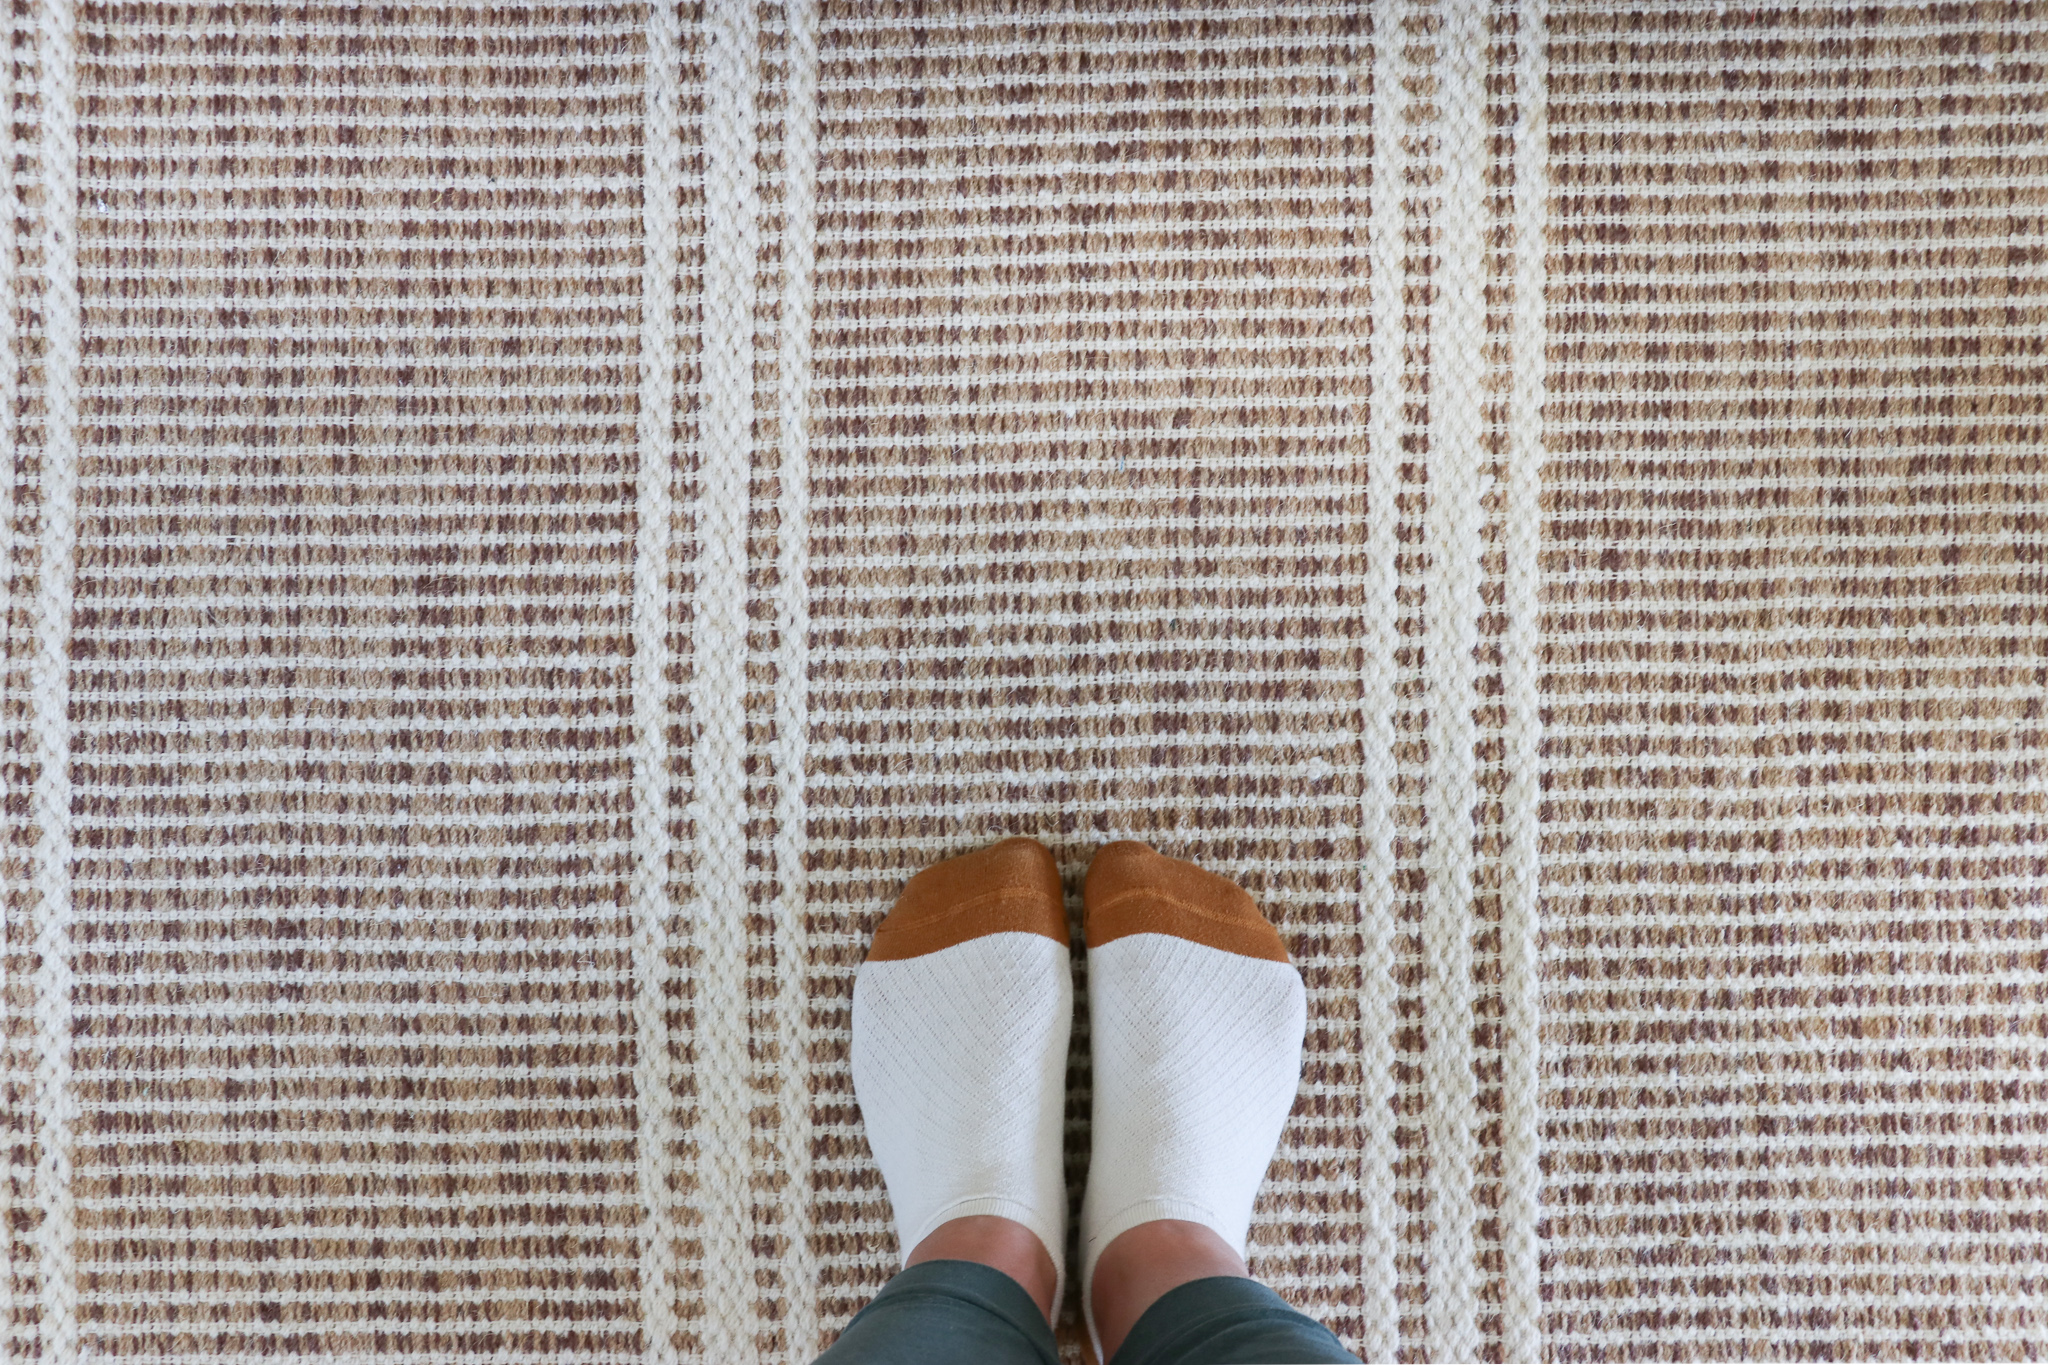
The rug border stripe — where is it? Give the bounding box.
[1421,3,1490,1357]
[27,0,81,1355]
[631,0,689,1359]
[1500,0,1551,1356]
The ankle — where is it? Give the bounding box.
[1088,1219,1249,1360]
[907,1214,1059,1324]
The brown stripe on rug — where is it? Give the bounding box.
[1541,5,2048,1360]
[796,2,1420,1358]
[41,5,653,1357]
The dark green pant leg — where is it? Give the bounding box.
[813,1260,1060,1365]
[1109,1276,1360,1365]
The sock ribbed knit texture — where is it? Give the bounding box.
[850,837,1074,1318]
[1079,841,1308,1355]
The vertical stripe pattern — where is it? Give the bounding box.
[631,0,690,1358]
[686,1,762,1357]
[2,3,2043,1361]
[803,4,1378,1356]
[1358,3,1410,1356]
[1498,0,1551,1358]
[54,5,653,1358]
[0,1,21,679]
[0,4,42,1352]
[1542,5,2048,1360]
[1371,9,1440,1350]
[764,0,824,1356]
[1419,2,1490,1356]
[26,0,80,1354]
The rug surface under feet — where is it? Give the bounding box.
[2,1,2043,1360]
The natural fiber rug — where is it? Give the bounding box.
[1,1,2042,1360]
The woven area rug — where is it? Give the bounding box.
[2,1,2043,1360]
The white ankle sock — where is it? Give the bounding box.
[850,838,1074,1318]
[1079,841,1307,1354]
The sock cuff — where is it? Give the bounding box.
[1077,1196,1237,1336]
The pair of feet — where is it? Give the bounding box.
[851,837,1308,1361]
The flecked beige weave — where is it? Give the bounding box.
[2,1,2043,1361]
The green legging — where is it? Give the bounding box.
[813,1260,1360,1365]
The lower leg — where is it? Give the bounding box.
[1087,1220,1247,1361]
[907,1214,1059,1324]
[813,1221,1059,1365]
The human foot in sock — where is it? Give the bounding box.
[851,836,1074,1321]
[1079,840,1308,1360]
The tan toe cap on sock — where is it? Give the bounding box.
[867,836,1069,962]
[1082,840,1290,962]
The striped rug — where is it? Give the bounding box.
[2,1,2043,1360]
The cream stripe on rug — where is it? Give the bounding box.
[0,5,20,681]
[629,0,690,1358]
[1419,3,1491,1355]
[26,0,81,1355]
[686,0,763,1356]
[765,0,824,1357]
[0,18,16,1336]
[1356,0,1408,1356]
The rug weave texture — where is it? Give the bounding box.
[2,1,2044,1361]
